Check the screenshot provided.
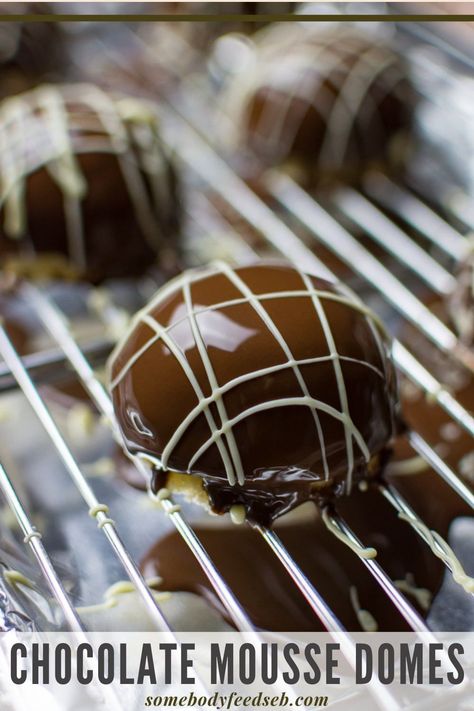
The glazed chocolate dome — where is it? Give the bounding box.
[448,245,474,346]
[225,25,416,183]
[0,83,181,283]
[108,261,400,524]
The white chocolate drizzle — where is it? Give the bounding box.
[0,83,176,269]
[398,512,474,594]
[76,577,170,616]
[230,504,246,525]
[83,457,115,478]
[23,530,42,545]
[321,507,377,560]
[3,570,36,591]
[222,25,412,173]
[108,262,391,493]
[349,585,378,632]
[394,573,432,611]
[385,456,429,477]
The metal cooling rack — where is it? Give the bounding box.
[0,10,473,679]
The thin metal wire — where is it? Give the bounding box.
[0,337,113,393]
[379,482,474,591]
[0,468,132,709]
[21,283,255,634]
[408,431,474,510]
[159,105,336,282]
[256,524,346,633]
[265,170,474,374]
[0,324,174,634]
[392,341,474,438]
[0,461,85,633]
[363,172,468,261]
[324,510,431,633]
[332,187,457,294]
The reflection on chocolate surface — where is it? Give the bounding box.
[224,24,416,184]
[0,84,181,283]
[141,477,466,631]
[108,261,400,524]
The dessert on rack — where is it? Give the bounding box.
[108,260,400,525]
[0,83,181,283]
[221,24,417,184]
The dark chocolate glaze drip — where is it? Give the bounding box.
[141,473,472,632]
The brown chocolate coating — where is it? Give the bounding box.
[448,246,474,347]
[108,261,400,524]
[0,84,181,283]
[226,25,416,184]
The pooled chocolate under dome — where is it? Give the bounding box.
[108,261,400,524]
[0,83,180,283]
[226,25,416,182]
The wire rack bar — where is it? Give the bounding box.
[363,172,468,261]
[332,188,456,295]
[265,170,474,375]
[379,481,473,592]
[160,106,336,282]
[408,173,474,232]
[21,283,255,634]
[392,341,474,438]
[0,337,113,394]
[0,324,175,634]
[0,461,85,633]
[408,431,474,509]
[256,525,345,632]
[257,526,401,710]
[444,190,474,231]
[325,510,431,634]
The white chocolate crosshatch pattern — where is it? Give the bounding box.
[221,23,415,176]
[0,83,176,272]
[108,261,397,495]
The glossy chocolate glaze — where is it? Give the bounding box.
[109,262,400,524]
[0,84,181,284]
[227,25,416,184]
